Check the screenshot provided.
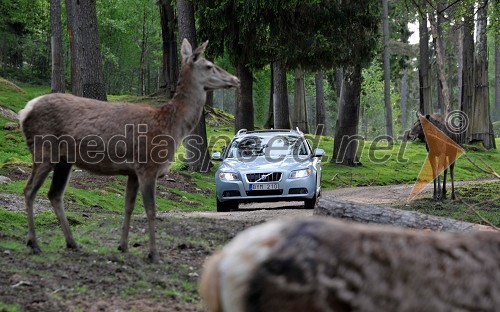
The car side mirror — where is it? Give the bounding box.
[313,149,325,157]
[212,151,223,161]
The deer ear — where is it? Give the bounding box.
[181,38,193,64]
[192,40,208,62]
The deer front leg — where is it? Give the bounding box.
[118,174,139,253]
[138,175,159,263]
[441,168,448,200]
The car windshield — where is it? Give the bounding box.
[225,135,309,158]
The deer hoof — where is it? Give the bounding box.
[27,240,41,254]
[118,245,128,253]
[66,243,79,251]
[147,252,161,264]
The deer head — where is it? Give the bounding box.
[407,112,427,141]
[181,39,240,91]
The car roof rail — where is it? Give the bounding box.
[236,129,247,136]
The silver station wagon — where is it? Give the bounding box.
[213,129,324,212]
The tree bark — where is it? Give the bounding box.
[470,1,496,149]
[461,6,474,144]
[177,0,211,172]
[429,6,450,114]
[65,0,80,96]
[315,70,326,135]
[235,61,254,132]
[418,2,432,115]
[69,0,106,100]
[293,68,308,133]
[382,0,393,139]
[400,66,408,131]
[457,26,463,111]
[159,0,179,99]
[50,0,65,93]
[273,59,291,129]
[333,65,362,166]
[495,31,500,122]
[140,3,148,96]
[314,198,496,232]
[264,64,274,129]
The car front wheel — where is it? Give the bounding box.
[304,194,317,209]
[216,198,238,212]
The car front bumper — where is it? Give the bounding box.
[215,171,317,203]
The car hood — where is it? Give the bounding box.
[219,156,311,173]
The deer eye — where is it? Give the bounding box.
[206,65,214,70]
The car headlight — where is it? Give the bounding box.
[219,172,239,181]
[289,168,311,179]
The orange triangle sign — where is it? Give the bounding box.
[409,115,465,201]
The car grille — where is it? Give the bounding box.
[246,190,283,196]
[246,172,282,182]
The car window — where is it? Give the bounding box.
[225,134,309,159]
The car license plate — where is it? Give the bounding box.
[249,183,279,190]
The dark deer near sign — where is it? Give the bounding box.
[406,113,460,200]
[19,39,239,262]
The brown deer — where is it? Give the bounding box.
[19,39,239,262]
[200,217,500,312]
[407,113,460,200]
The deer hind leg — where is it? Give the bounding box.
[47,161,77,250]
[24,162,53,253]
[137,174,159,263]
[430,156,440,201]
[450,162,456,200]
[118,174,139,253]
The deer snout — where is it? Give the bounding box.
[229,76,240,89]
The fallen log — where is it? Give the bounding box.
[200,217,500,312]
[314,198,495,232]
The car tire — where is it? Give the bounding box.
[216,198,238,212]
[304,194,317,209]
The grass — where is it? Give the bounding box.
[397,181,500,226]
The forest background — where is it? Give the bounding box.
[0,0,499,171]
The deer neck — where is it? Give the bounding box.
[163,66,207,140]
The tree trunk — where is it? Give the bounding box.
[418,2,432,115]
[273,59,291,129]
[314,198,496,232]
[461,6,474,144]
[315,70,326,135]
[470,1,496,149]
[264,64,274,129]
[235,61,254,132]
[333,65,362,166]
[382,0,393,139]
[400,66,408,131]
[177,0,211,172]
[457,27,463,111]
[429,6,450,114]
[65,0,80,96]
[159,0,178,98]
[140,4,148,96]
[293,68,308,133]
[50,0,65,93]
[69,0,106,100]
[495,23,500,122]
